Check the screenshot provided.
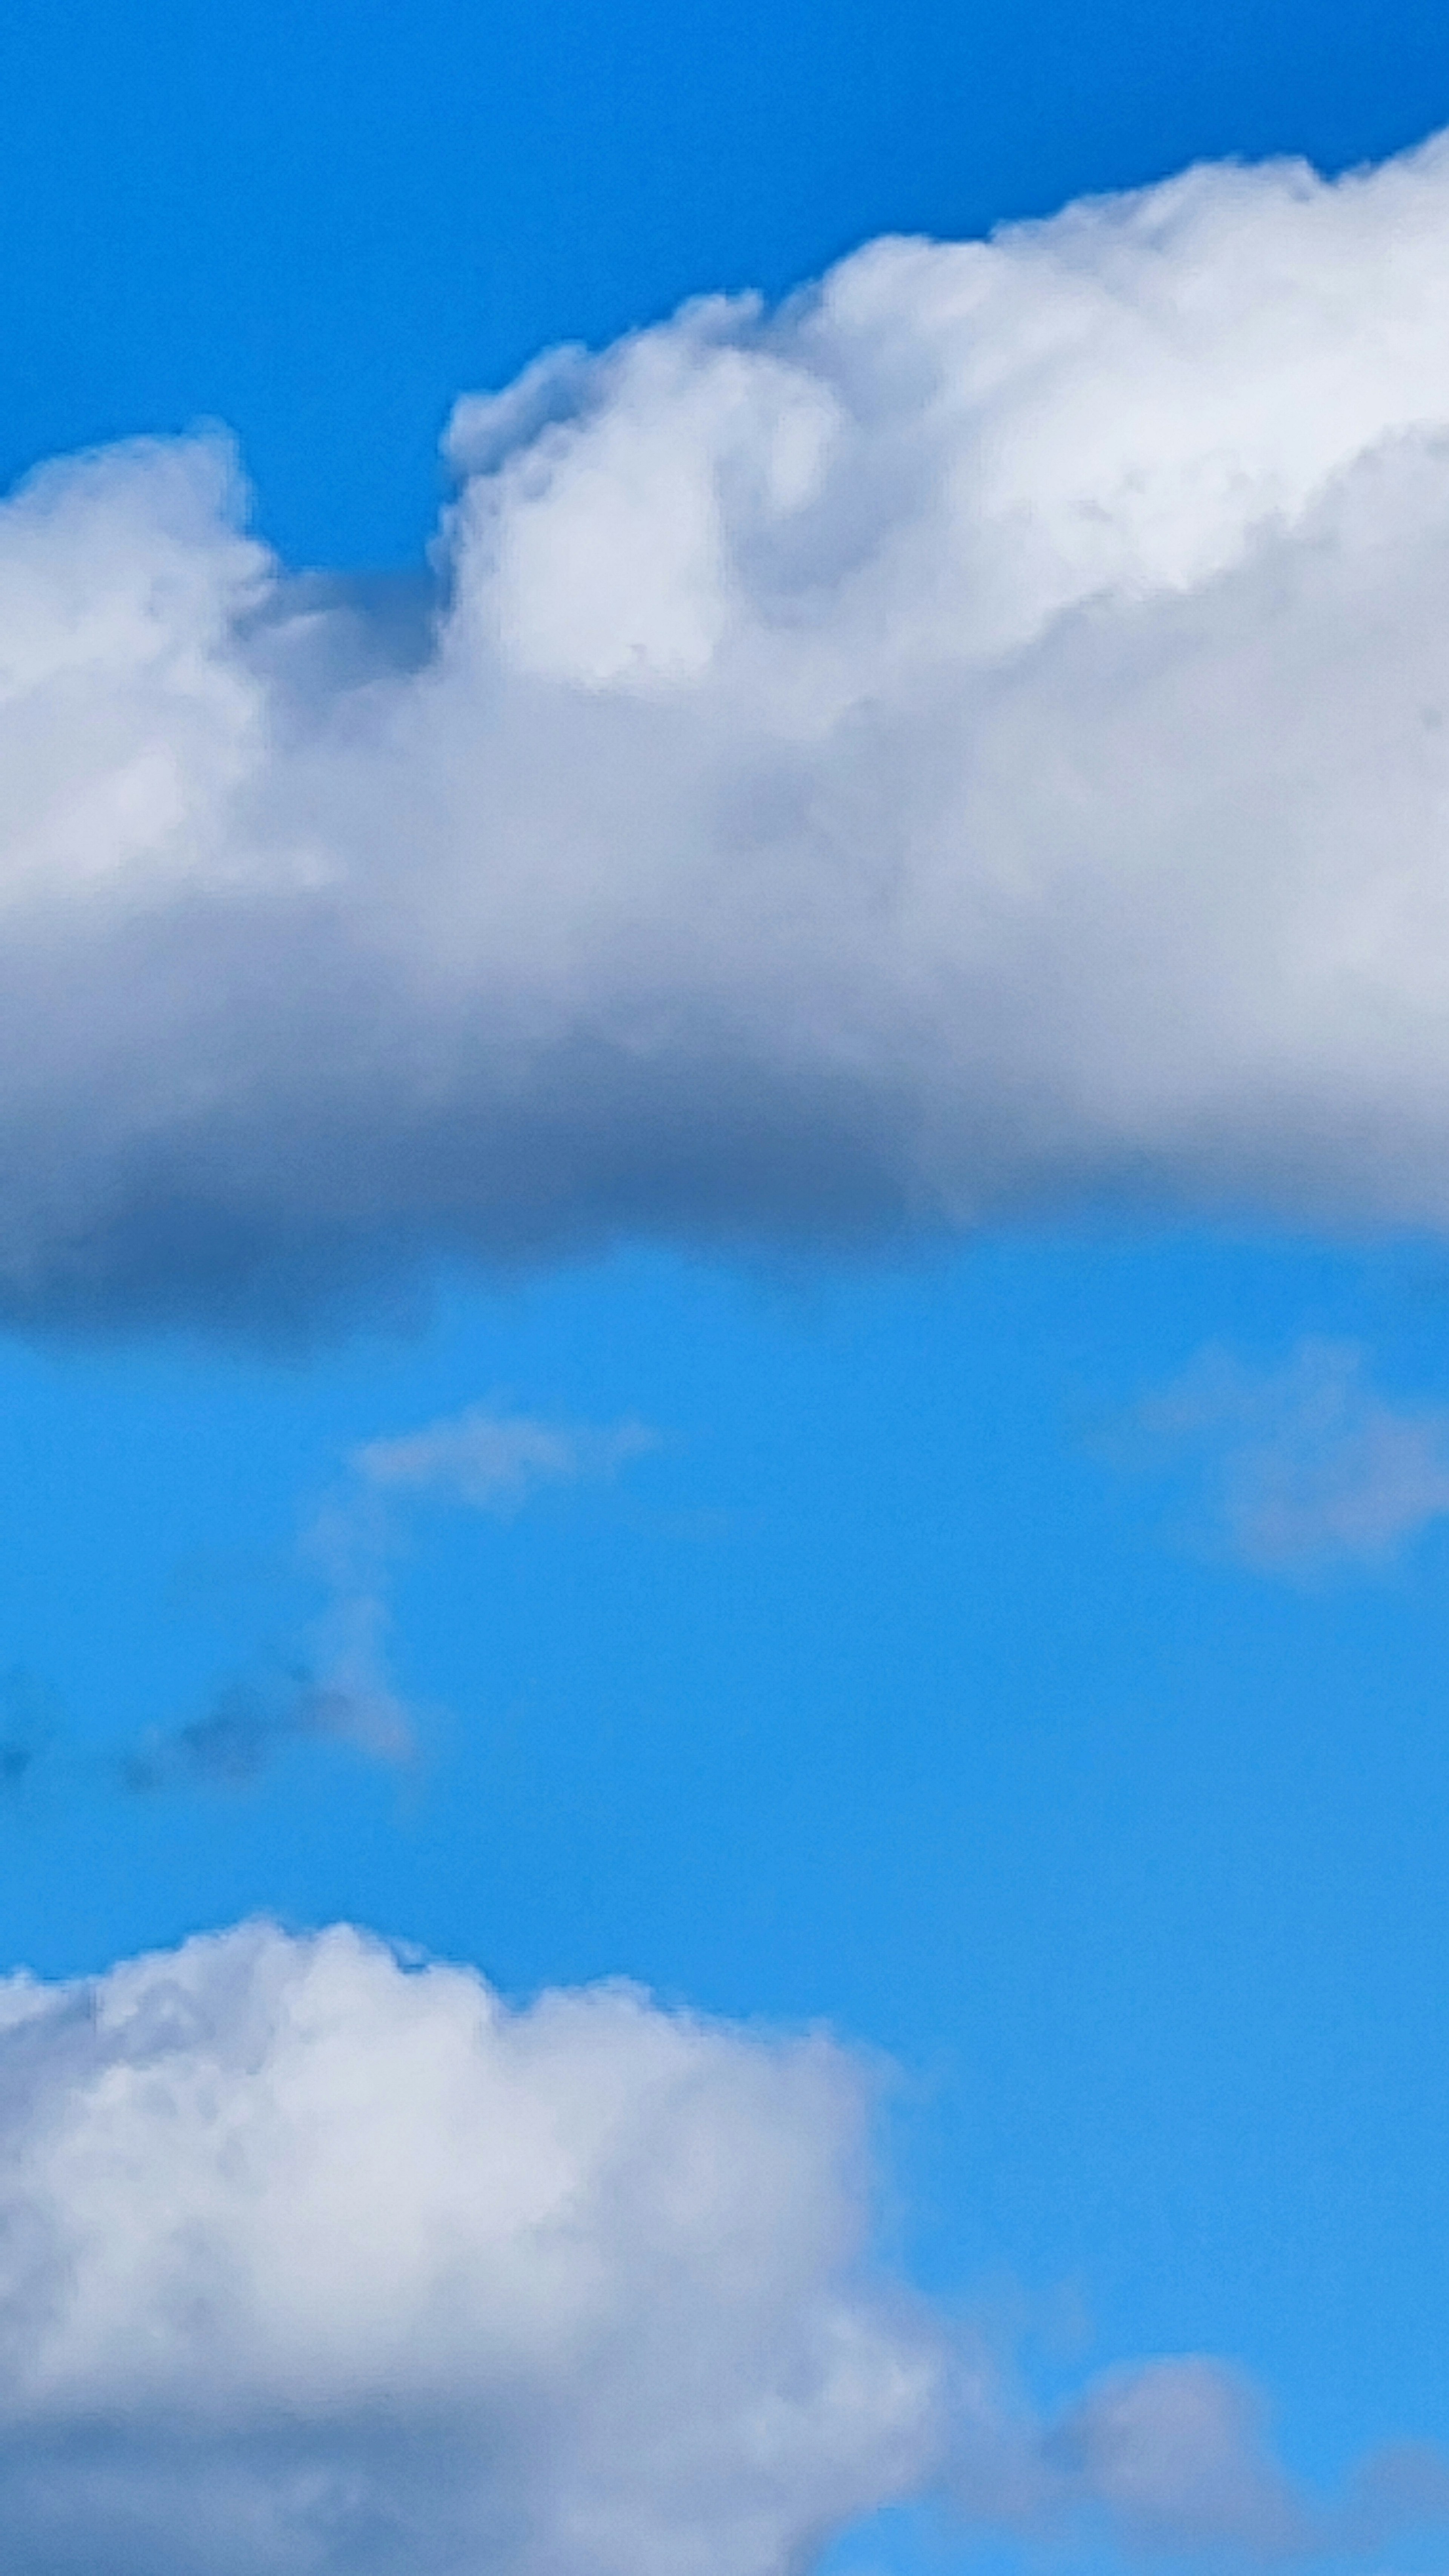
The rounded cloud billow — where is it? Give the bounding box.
[12,129,1449,1320]
[0,1922,943,2576]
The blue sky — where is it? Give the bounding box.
[6,4,1449,2573]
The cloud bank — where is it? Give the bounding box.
[0,1919,1434,2576]
[14,131,1449,1320]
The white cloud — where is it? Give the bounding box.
[0,1410,657,1797]
[17,134,1449,1318]
[0,1921,1440,2572]
[1137,1340,1449,1570]
[351,1406,658,1509]
[0,1920,944,2576]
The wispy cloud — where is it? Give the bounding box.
[115,1669,411,1793]
[350,1406,658,1510]
[0,1408,657,1803]
[116,1404,658,1792]
[1133,1340,1449,1573]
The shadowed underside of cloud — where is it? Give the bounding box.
[15,133,1449,1321]
[0,1922,1442,2576]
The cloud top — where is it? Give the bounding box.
[15,132,1449,1320]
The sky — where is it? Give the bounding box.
[7,1,1449,2571]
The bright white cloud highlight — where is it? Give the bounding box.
[1138,1340,1449,1570]
[14,131,1449,1319]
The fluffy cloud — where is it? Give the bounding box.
[1135,1340,1449,1570]
[0,1921,944,2575]
[15,132,1449,1320]
[0,1921,1438,2573]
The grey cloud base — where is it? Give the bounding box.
[12,133,1449,1321]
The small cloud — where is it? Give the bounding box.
[292,1404,661,1776]
[1134,1340,1449,1574]
[350,1405,659,1512]
[115,1669,412,1795]
[1045,2356,1311,2554]
[118,1682,282,1792]
[0,1671,62,1802]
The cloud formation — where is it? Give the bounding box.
[1137,1340,1449,1570]
[0,1918,1432,2576]
[0,1409,656,1802]
[98,1406,654,1793]
[115,1670,411,1793]
[0,1921,942,2574]
[1045,2358,1308,2552]
[350,1406,658,1510]
[14,131,1449,1320]
[301,1403,656,1767]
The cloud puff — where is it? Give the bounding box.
[0,1921,1440,2573]
[0,1920,944,2576]
[1045,2358,1308,2552]
[1136,1340,1449,1571]
[300,1404,657,1769]
[17,132,1449,1321]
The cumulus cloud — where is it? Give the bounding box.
[0,1918,1434,2576]
[0,1921,945,2575]
[18,132,1449,1319]
[1135,1339,1449,1570]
